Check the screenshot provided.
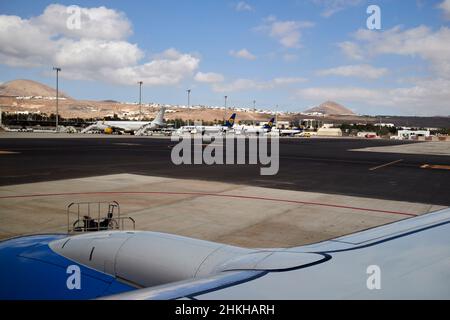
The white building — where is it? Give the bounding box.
[357,132,377,138]
[317,128,342,137]
[275,121,290,129]
[374,123,395,128]
[397,130,430,140]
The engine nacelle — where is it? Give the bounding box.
[104,127,114,134]
[49,231,250,287]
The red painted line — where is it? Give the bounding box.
[0,191,418,217]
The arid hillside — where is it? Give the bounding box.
[0,79,448,128]
[0,79,71,99]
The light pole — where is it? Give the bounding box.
[253,100,256,126]
[138,81,143,120]
[53,67,61,132]
[275,104,278,130]
[187,89,191,126]
[224,95,228,124]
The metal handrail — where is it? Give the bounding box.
[67,201,134,233]
[71,216,136,233]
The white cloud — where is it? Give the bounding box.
[273,77,307,85]
[341,25,450,78]
[331,24,450,115]
[438,0,450,20]
[311,0,362,17]
[212,76,307,93]
[317,64,388,79]
[212,79,266,92]
[107,49,199,86]
[255,16,314,48]
[54,39,143,69]
[297,86,382,103]
[235,2,253,12]
[338,41,364,60]
[0,5,199,86]
[296,78,450,115]
[32,4,132,40]
[387,78,450,113]
[194,72,224,83]
[0,15,57,67]
[229,48,257,60]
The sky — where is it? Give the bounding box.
[0,0,449,116]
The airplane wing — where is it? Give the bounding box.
[100,207,450,299]
[100,270,265,300]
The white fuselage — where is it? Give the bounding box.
[81,107,166,134]
[233,125,271,135]
[278,129,301,136]
[176,125,230,135]
[95,121,153,132]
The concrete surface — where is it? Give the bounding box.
[352,141,450,156]
[0,174,444,248]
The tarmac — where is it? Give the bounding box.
[0,174,444,248]
[1,134,449,205]
[0,133,449,248]
[352,141,450,156]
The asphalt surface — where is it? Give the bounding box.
[1,137,449,205]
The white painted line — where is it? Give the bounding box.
[369,159,403,171]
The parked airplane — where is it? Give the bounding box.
[239,117,301,136]
[81,107,166,135]
[235,117,276,135]
[175,113,236,135]
[1,207,450,299]
[277,128,302,136]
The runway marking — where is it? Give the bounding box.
[0,150,19,155]
[0,191,418,217]
[369,159,403,171]
[421,164,450,171]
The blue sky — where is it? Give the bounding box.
[1,0,449,115]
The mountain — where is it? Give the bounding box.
[304,101,356,115]
[0,79,71,99]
